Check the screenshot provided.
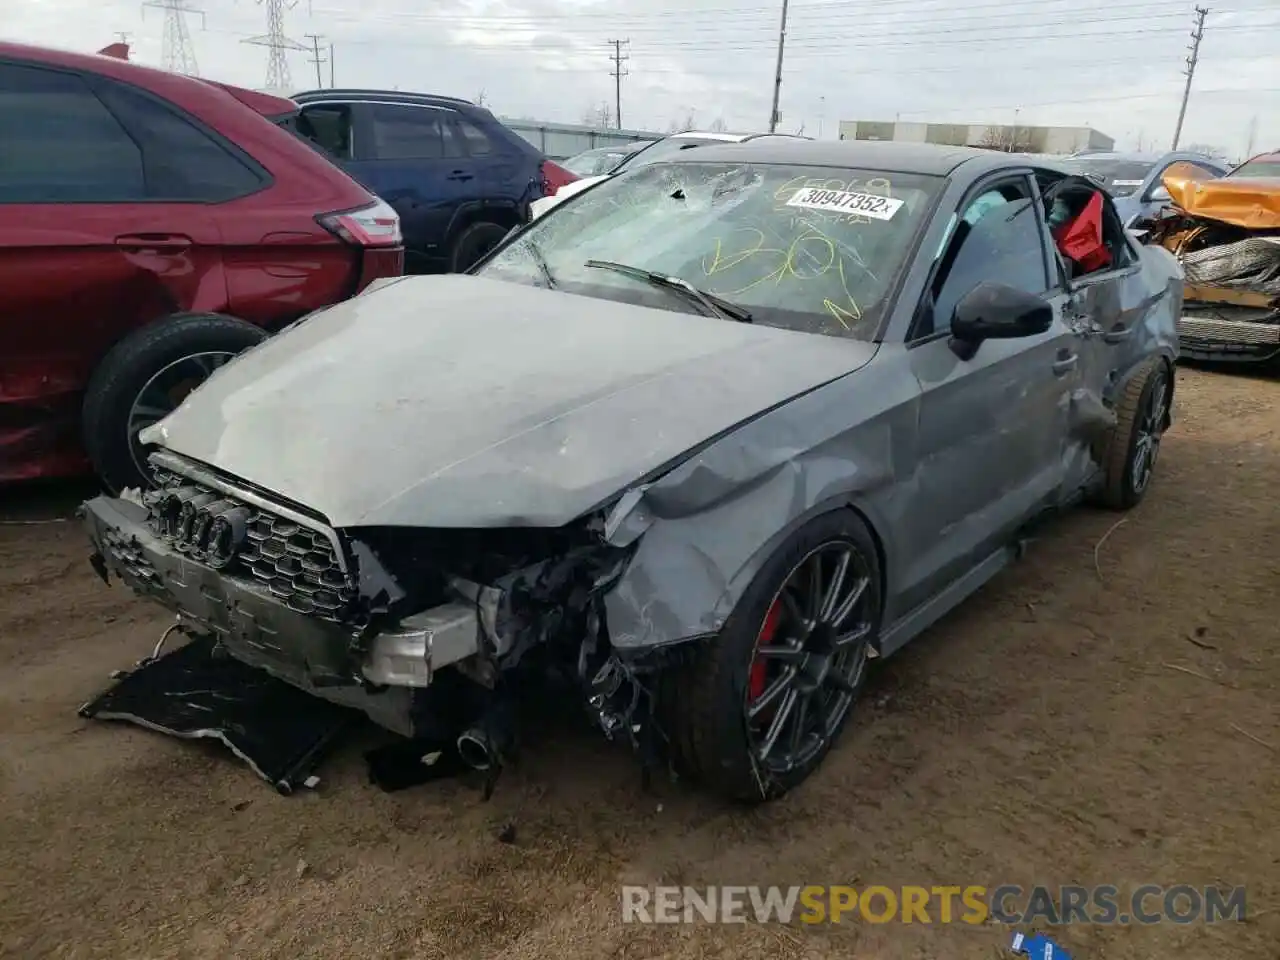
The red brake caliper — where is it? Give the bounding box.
[749,598,783,703]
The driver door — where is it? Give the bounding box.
[898,173,1080,612]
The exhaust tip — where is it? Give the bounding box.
[457,731,493,771]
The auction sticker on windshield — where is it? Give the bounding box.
[786,187,904,221]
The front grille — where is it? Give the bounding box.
[144,467,356,622]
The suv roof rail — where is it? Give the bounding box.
[292,88,475,107]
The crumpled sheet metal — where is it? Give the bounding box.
[1162,161,1280,230]
[602,246,1179,655]
[1180,237,1280,298]
[603,352,905,652]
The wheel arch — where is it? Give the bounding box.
[445,200,524,247]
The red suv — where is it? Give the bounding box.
[0,42,405,492]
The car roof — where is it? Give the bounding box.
[657,138,1013,178]
[1062,149,1223,165]
[0,40,296,114]
[292,88,477,109]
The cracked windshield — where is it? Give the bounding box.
[479,162,941,339]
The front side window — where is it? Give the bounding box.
[926,181,1048,336]
[0,63,144,203]
[292,104,354,159]
[479,161,943,340]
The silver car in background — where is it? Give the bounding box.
[1053,150,1229,227]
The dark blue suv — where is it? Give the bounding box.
[284,89,577,273]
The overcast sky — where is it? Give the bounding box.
[5,0,1279,158]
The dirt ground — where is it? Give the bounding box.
[1,366,1277,960]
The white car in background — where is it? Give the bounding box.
[530,130,811,219]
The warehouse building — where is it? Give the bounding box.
[838,119,1114,155]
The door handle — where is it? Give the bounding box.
[1102,323,1132,344]
[447,170,473,182]
[1052,353,1078,375]
[115,233,192,252]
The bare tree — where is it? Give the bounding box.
[475,89,488,107]
[582,101,614,128]
[667,111,697,133]
[975,126,1035,153]
[709,117,728,133]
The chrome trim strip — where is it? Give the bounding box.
[149,449,351,576]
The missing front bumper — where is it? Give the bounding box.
[80,494,483,737]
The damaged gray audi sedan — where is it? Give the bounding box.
[80,140,1181,802]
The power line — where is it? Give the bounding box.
[142,0,203,76]
[1171,5,1209,150]
[305,0,1272,27]
[608,38,629,129]
[242,0,309,92]
[304,33,327,88]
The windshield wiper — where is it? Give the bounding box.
[524,239,557,288]
[584,259,752,323]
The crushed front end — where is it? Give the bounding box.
[80,450,654,783]
[1146,163,1280,363]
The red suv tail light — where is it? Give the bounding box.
[540,160,578,197]
[317,197,402,247]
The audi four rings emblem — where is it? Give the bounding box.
[152,487,253,568]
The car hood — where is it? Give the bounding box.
[1162,162,1280,230]
[143,275,877,528]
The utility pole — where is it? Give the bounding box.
[1244,114,1258,159]
[608,39,629,130]
[329,41,335,87]
[141,0,203,76]
[304,33,326,88]
[1171,6,1208,151]
[243,0,309,93]
[768,0,789,133]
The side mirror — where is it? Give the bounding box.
[1147,184,1172,203]
[949,282,1053,359]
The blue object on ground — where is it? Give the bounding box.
[1011,931,1074,960]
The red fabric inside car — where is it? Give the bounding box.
[1052,190,1111,274]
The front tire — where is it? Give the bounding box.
[665,509,882,803]
[1096,358,1171,510]
[82,313,268,493]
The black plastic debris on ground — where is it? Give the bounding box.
[79,636,355,795]
[365,738,474,793]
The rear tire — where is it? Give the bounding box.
[663,509,883,804]
[82,313,268,493]
[449,221,509,273]
[1095,358,1171,510]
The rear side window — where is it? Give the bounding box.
[455,117,492,157]
[369,104,465,161]
[95,81,265,202]
[0,62,145,203]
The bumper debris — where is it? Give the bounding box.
[79,635,354,794]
